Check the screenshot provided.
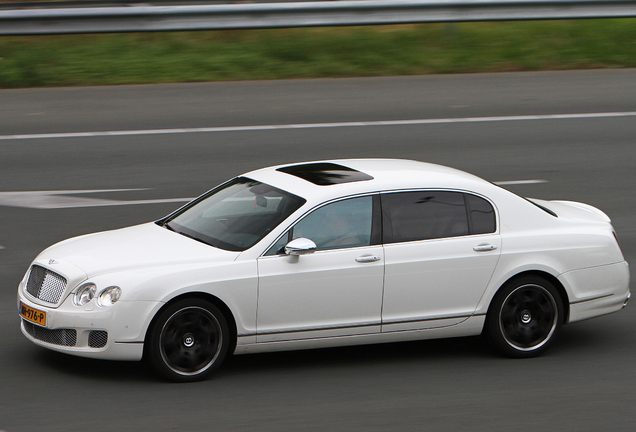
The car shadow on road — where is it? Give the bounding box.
[29,335,491,382]
[221,335,492,378]
[553,321,624,355]
[29,323,616,382]
[34,349,155,383]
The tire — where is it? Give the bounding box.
[146,298,230,382]
[486,276,564,358]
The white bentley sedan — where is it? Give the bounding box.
[18,159,630,381]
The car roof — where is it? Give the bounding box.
[244,159,495,204]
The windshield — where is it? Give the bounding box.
[161,177,306,251]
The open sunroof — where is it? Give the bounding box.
[276,162,374,186]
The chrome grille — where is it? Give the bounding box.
[88,331,108,348]
[26,265,67,304]
[23,320,77,347]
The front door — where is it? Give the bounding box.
[256,195,384,342]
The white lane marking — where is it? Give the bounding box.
[0,190,193,209]
[6,188,150,195]
[1,111,635,140]
[0,179,545,209]
[0,245,5,250]
[493,180,548,185]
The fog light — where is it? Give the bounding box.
[74,283,96,306]
[98,286,121,307]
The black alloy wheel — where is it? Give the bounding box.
[147,298,230,382]
[487,276,564,358]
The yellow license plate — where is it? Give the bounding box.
[20,302,47,326]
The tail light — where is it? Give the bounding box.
[613,231,624,257]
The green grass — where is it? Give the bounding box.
[1,19,636,88]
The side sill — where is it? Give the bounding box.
[233,315,485,355]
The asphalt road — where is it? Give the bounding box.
[1,70,635,432]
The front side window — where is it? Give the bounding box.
[266,196,377,255]
[162,177,305,251]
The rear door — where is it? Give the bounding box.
[380,191,501,331]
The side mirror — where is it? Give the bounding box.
[285,238,317,256]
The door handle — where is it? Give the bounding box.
[356,255,381,263]
[473,244,498,252]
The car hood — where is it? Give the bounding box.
[528,198,611,223]
[37,222,240,279]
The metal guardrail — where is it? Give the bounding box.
[2,0,636,35]
[0,0,304,8]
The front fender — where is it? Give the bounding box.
[88,260,258,339]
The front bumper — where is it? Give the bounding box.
[18,286,163,361]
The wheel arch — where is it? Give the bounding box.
[143,291,238,357]
[491,270,570,324]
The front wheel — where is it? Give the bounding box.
[486,276,564,358]
[146,298,230,382]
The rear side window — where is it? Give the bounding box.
[382,191,496,244]
[466,194,496,234]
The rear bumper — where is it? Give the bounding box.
[561,261,630,323]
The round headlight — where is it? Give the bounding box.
[74,283,96,306]
[98,286,121,307]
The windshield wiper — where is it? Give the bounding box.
[162,221,212,246]
[176,230,213,247]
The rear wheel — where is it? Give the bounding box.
[486,276,563,358]
[147,298,229,382]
